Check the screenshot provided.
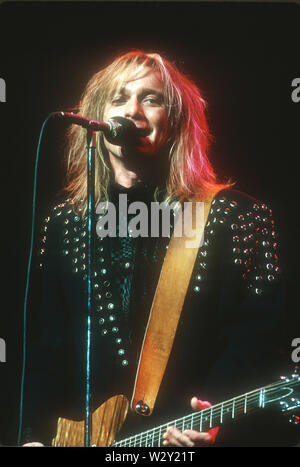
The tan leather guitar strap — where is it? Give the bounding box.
[131,196,214,416]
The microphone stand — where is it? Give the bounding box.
[85,129,96,447]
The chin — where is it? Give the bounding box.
[122,144,156,159]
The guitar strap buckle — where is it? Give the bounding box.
[135,400,150,416]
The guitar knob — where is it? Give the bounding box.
[290,397,300,405]
[280,401,289,411]
[288,414,300,425]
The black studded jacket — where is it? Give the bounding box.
[20,184,292,446]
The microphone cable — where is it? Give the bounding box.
[17,112,54,445]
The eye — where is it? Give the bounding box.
[143,95,163,106]
[111,96,127,106]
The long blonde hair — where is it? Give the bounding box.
[64,50,231,214]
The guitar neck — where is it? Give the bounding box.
[114,392,260,447]
[113,377,299,447]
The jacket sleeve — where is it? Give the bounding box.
[205,191,297,446]
[19,205,67,445]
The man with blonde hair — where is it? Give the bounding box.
[20,50,288,447]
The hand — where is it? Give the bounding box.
[162,397,219,447]
[22,442,45,447]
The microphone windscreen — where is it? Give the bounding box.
[105,116,139,145]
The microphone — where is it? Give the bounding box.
[51,112,138,145]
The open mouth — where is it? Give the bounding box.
[136,127,151,138]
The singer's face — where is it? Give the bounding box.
[102,69,168,160]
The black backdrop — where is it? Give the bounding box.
[0,1,299,446]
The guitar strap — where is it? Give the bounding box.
[131,195,214,416]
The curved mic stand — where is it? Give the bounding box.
[85,130,96,447]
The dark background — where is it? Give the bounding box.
[0,1,299,446]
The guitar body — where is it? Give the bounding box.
[51,394,129,447]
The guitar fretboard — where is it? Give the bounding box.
[113,377,299,447]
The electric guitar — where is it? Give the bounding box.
[52,370,300,447]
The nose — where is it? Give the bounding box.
[124,97,144,120]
